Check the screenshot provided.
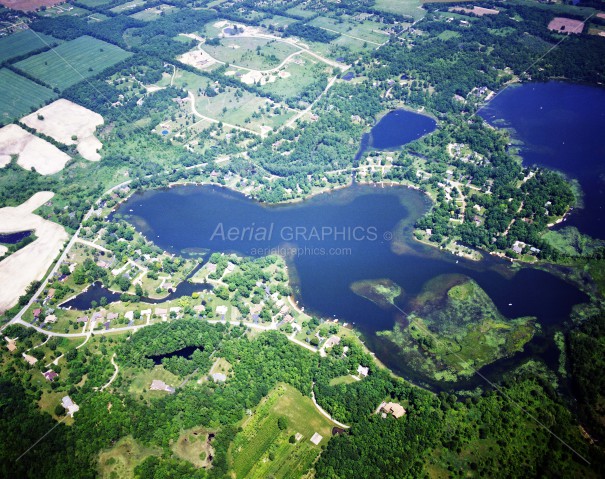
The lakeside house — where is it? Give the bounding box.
[77,315,89,323]
[206,263,217,273]
[380,401,406,419]
[193,304,206,314]
[44,314,57,324]
[150,379,175,393]
[155,307,168,320]
[216,305,228,317]
[357,365,369,377]
[124,311,134,321]
[107,312,119,321]
[62,396,80,416]
[323,336,341,349]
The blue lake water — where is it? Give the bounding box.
[0,230,32,244]
[480,82,605,238]
[117,184,587,390]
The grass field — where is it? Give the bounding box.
[98,436,161,479]
[375,0,425,20]
[328,375,358,386]
[229,383,333,479]
[130,4,177,21]
[309,15,389,46]
[110,0,148,13]
[14,36,132,90]
[78,0,113,6]
[202,37,300,71]
[0,68,57,124]
[284,6,315,19]
[172,426,214,468]
[0,29,60,65]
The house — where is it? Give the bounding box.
[226,262,235,273]
[250,303,263,316]
[310,432,323,445]
[150,379,175,393]
[357,365,369,377]
[211,372,227,382]
[155,307,168,319]
[5,337,16,352]
[169,307,182,315]
[206,263,217,273]
[323,336,341,349]
[141,308,152,317]
[124,311,134,321]
[91,311,105,322]
[283,314,294,323]
[216,305,228,316]
[43,370,58,382]
[47,288,55,299]
[193,304,206,313]
[77,315,89,323]
[44,314,57,324]
[96,260,109,268]
[107,312,119,321]
[23,353,38,365]
[62,396,79,416]
[33,308,42,318]
[381,401,406,419]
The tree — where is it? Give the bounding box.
[277,416,287,430]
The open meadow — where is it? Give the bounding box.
[0,29,59,64]
[14,35,132,90]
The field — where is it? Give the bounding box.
[14,36,132,90]
[0,0,63,11]
[309,15,390,47]
[0,124,71,174]
[130,4,177,21]
[98,436,161,479]
[172,426,214,468]
[374,0,425,20]
[201,36,301,71]
[0,68,57,124]
[0,29,59,64]
[21,99,104,161]
[547,17,585,34]
[0,192,69,313]
[228,383,333,479]
[328,375,358,386]
[110,0,148,13]
[77,0,113,6]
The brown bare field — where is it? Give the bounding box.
[451,6,499,16]
[548,17,585,34]
[597,13,605,20]
[0,191,68,313]
[0,124,71,175]
[21,99,104,162]
[0,0,64,12]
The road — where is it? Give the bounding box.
[100,354,119,391]
[187,91,259,136]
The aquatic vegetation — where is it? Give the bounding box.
[350,278,403,309]
[377,275,537,381]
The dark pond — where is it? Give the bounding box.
[116,184,588,391]
[0,230,33,244]
[148,345,201,365]
[61,263,212,310]
[355,108,437,162]
[479,82,605,239]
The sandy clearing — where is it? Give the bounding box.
[0,124,71,175]
[0,191,68,313]
[180,32,205,42]
[278,71,291,79]
[451,6,499,16]
[21,99,104,162]
[0,245,7,256]
[178,49,218,70]
[213,20,230,28]
[0,154,10,168]
[547,17,585,34]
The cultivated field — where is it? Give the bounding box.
[0,124,71,174]
[21,99,104,161]
[14,35,132,90]
[0,68,57,124]
[0,0,63,11]
[451,6,499,16]
[229,384,333,479]
[0,29,59,64]
[0,191,69,313]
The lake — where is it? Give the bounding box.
[117,184,588,390]
[479,82,605,239]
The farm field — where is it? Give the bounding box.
[228,384,333,479]
[14,36,132,90]
[309,15,390,46]
[110,0,149,13]
[261,14,296,29]
[284,6,315,19]
[375,0,425,20]
[0,29,60,64]
[130,4,177,21]
[0,0,63,11]
[0,68,57,124]
[77,0,113,7]
[202,36,301,71]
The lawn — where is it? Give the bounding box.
[14,36,132,90]
[202,36,300,71]
[0,68,57,125]
[130,4,178,22]
[229,383,333,479]
[172,426,214,468]
[328,375,357,386]
[98,436,161,479]
[0,29,60,64]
